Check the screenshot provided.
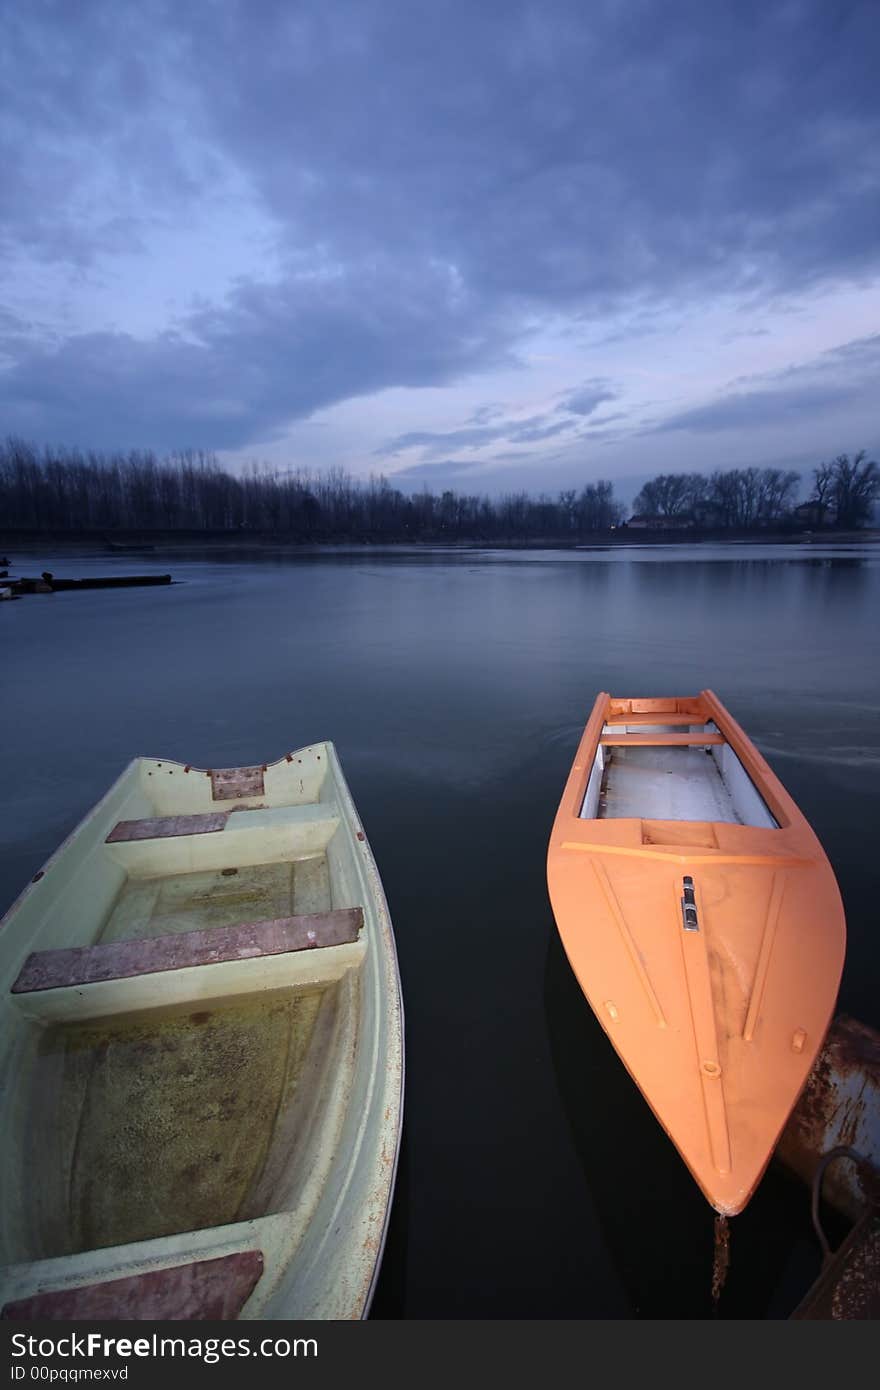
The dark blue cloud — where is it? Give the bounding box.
[377,412,577,460]
[585,412,628,428]
[387,459,485,484]
[653,334,880,434]
[0,264,515,450]
[557,381,618,416]
[1,0,878,451]
[378,425,508,458]
[179,0,880,303]
[466,404,507,426]
[509,419,575,443]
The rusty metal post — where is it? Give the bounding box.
[776,1014,880,1220]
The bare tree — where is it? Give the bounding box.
[632,472,703,520]
[756,468,800,524]
[0,437,627,542]
[810,461,836,521]
[815,451,880,529]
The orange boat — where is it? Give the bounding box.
[547,690,846,1215]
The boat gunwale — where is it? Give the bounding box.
[321,740,405,1321]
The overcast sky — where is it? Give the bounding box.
[1,0,878,505]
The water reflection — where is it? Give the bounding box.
[798,556,865,569]
[796,557,868,595]
[3,541,877,1319]
[542,932,826,1317]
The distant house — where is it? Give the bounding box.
[627,512,695,529]
[793,501,830,528]
[691,500,726,528]
[627,514,672,530]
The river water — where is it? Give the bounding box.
[2,540,878,1318]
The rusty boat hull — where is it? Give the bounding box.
[0,745,403,1319]
[547,691,846,1215]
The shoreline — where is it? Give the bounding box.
[2,528,878,558]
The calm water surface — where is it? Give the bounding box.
[3,541,879,1318]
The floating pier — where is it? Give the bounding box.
[4,573,172,596]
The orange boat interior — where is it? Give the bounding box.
[586,694,779,843]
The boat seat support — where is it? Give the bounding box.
[604,712,709,726]
[600,733,725,747]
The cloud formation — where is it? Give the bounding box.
[557,381,618,417]
[0,262,513,450]
[653,334,880,435]
[377,412,578,461]
[0,0,878,471]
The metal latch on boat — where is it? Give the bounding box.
[681,876,699,931]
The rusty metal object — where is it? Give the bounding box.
[810,1147,876,1262]
[776,1015,880,1220]
[1,1251,263,1321]
[790,1212,880,1319]
[210,765,266,801]
[12,908,364,993]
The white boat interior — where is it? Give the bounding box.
[580,723,779,827]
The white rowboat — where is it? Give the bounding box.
[0,745,403,1320]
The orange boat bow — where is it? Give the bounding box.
[547,690,846,1214]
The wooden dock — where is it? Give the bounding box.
[4,573,172,596]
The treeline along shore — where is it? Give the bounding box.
[1,439,877,544]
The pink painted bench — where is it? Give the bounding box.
[11,908,364,994]
[1,1251,263,1321]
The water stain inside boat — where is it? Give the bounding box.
[22,985,334,1259]
[100,856,331,942]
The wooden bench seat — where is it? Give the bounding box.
[1,1251,263,1321]
[600,733,725,746]
[105,802,334,845]
[107,812,231,841]
[12,908,364,995]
